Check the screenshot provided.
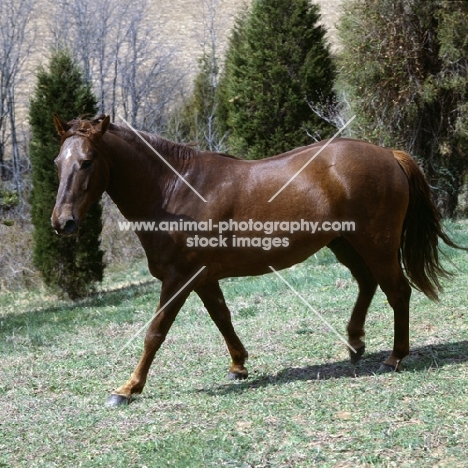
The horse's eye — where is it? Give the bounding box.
[80,160,93,170]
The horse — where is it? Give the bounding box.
[51,114,461,407]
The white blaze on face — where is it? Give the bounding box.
[64,148,72,160]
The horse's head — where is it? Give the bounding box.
[51,114,111,236]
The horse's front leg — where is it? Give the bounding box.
[106,277,192,407]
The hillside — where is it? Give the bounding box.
[149,0,342,69]
[17,0,342,136]
[32,0,342,80]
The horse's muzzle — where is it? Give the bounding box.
[51,207,79,236]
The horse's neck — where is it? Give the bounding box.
[104,133,178,221]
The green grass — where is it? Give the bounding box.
[1,222,468,467]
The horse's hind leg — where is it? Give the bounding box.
[348,239,412,372]
[370,257,411,372]
[328,237,378,363]
[195,281,249,380]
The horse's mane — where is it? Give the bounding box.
[108,122,200,161]
[71,115,239,161]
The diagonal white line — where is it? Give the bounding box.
[118,266,207,354]
[268,115,356,202]
[268,266,357,354]
[118,115,207,203]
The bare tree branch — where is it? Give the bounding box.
[0,0,36,190]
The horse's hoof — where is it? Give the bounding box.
[105,393,131,407]
[350,345,365,364]
[228,371,248,380]
[377,363,400,374]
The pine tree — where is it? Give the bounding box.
[29,50,104,299]
[338,0,468,217]
[218,0,336,159]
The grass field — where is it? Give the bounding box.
[1,221,468,467]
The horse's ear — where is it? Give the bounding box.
[94,115,110,136]
[53,113,71,136]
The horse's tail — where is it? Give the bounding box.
[393,150,465,301]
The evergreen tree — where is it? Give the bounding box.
[218,0,336,159]
[29,50,104,299]
[338,0,468,217]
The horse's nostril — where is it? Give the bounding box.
[64,219,77,234]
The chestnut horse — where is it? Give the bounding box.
[51,115,459,407]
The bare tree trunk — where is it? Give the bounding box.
[195,0,229,152]
[0,0,36,187]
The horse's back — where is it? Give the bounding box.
[258,137,409,214]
